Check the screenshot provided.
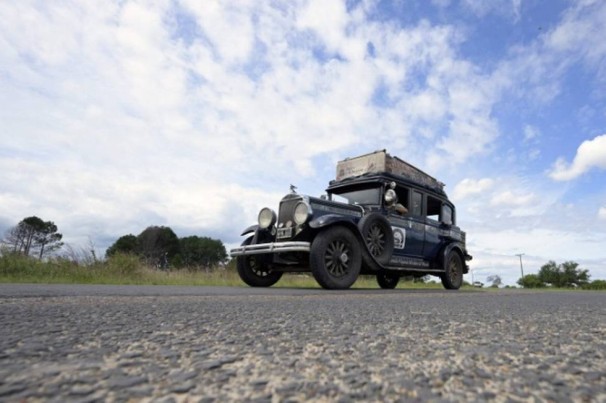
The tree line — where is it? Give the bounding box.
[517,260,606,289]
[106,226,227,270]
[1,216,227,271]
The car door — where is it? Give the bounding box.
[423,195,445,259]
[389,189,425,257]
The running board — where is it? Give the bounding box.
[385,266,444,273]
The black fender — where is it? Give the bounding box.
[439,242,469,274]
[240,225,258,236]
[309,214,386,272]
[309,214,358,229]
[240,225,274,246]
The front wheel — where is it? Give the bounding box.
[310,226,361,289]
[441,250,463,290]
[377,272,399,289]
[236,237,282,287]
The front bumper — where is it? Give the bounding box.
[230,241,311,257]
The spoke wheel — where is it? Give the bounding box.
[441,250,463,290]
[324,239,352,278]
[236,237,282,287]
[359,213,394,266]
[366,223,386,257]
[310,226,361,289]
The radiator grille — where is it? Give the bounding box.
[278,198,299,226]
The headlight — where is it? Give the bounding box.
[258,208,277,229]
[293,202,310,225]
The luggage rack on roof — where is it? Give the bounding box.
[335,150,445,191]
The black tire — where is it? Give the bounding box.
[441,250,463,290]
[310,226,361,289]
[359,213,394,265]
[377,272,399,289]
[236,237,282,287]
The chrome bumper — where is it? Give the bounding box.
[230,241,311,256]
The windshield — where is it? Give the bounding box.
[330,187,381,205]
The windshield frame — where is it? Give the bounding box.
[329,185,382,206]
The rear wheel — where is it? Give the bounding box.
[441,250,463,290]
[310,226,361,289]
[377,272,399,289]
[236,237,282,287]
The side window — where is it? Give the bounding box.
[412,191,423,216]
[427,196,441,221]
[395,187,410,211]
[442,204,453,225]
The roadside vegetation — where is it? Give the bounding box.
[516,260,606,290]
[1,215,604,289]
[0,215,442,289]
[0,252,447,289]
[1,252,604,289]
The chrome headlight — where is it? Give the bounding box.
[258,208,277,229]
[293,202,311,225]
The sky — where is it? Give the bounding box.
[1,0,605,286]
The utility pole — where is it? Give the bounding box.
[515,253,525,279]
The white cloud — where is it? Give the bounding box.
[490,190,535,207]
[3,1,498,248]
[471,228,606,262]
[549,134,606,181]
[545,0,606,72]
[512,0,521,22]
[296,0,350,57]
[0,0,605,276]
[452,178,494,201]
[599,207,606,220]
[461,0,523,21]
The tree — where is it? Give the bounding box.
[106,234,139,257]
[177,236,227,269]
[560,261,589,287]
[537,261,560,286]
[35,221,63,259]
[2,216,63,259]
[137,226,180,264]
[486,274,502,288]
[107,227,228,270]
[537,260,589,288]
[517,274,544,288]
[582,280,606,290]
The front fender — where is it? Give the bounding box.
[240,225,259,236]
[309,214,358,229]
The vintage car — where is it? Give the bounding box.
[230,150,472,290]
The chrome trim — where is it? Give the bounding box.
[230,242,311,256]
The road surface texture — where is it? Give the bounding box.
[1,284,605,402]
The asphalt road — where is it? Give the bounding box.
[1,284,605,402]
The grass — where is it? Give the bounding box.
[0,252,449,289]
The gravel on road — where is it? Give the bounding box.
[1,285,605,402]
